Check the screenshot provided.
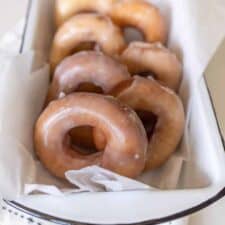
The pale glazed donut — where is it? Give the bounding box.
[50,13,126,72]
[55,0,116,27]
[110,76,185,170]
[110,0,167,43]
[47,51,130,103]
[47,51,130,151]
[121,42,182,90]
[34,93,147,179]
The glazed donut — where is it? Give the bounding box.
[55,0,115,27]
[34,93,147,178]
[110,76,185,170]
[47,51,130,151]
[121,42,182,90]
[47,51,130,103]
[110,0,167,43]
[50,13,126,72]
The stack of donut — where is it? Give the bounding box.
[34,0,185,180]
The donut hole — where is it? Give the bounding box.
[75,10,99,15]
[124,27,144,43]
[68,41,109,56]
[68,126,99,155]
[132,71,157,79]
[136,110,157,139]
[69,42,96,54]
[76,82,104,93]
[138,71,154,77]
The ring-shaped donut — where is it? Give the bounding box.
[47,51,130,151]
[110,76,185,170]
[55,0,116,27]
[50,13,126,72]
[47,51,130,103]
[34,93,147,178]
[110,0,167,43]
[121,42,182,90]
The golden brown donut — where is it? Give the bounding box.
[121,42,182,90]
[48,51,130,152]
[55,0,116,27]
[110,0,167,43]
[110,76,185,170]
[47,51,130,103]
[50,13,126,72]
[34,93,147,179]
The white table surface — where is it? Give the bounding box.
[0,0,225,225]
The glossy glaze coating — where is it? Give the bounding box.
[47,51,130,103]
[55,0,116,27]
[93,127,106,151]
[121,42,182,90]
[110,0,167,43]
[50,13,126,72]
[35,93,147,179]
[47,51,130,151]
[111,76,185,170]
